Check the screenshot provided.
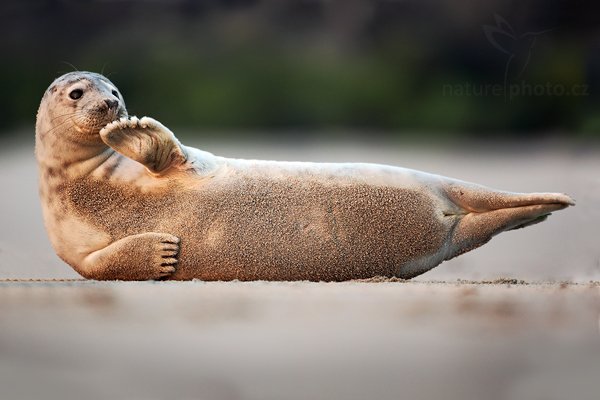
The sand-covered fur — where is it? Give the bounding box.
[35,72,574,281]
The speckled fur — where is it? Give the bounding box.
[64,173,448,280]
[35,72,575,281]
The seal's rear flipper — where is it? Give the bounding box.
[100,116,187,175]
[443,182,574,260]
[444,182,575,213]
[508,213,550,230]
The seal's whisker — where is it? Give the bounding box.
[44,119,76,136]
[44,115,90,137]
[44,108,116,138]
[48,110,88,123]
[60,61,79,72]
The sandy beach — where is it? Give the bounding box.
[1,138,599,399]
[1,280,599,400]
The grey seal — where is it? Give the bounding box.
[35,72,574,281]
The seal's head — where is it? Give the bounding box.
[36,71,128,144]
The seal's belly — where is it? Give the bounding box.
[67,172,450,281]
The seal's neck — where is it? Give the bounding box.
[35,128,115,178]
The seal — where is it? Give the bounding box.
[35,71,574,281]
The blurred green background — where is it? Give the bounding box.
[1,0,599,139]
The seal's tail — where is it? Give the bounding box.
[442,181,574,260]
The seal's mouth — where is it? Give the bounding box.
[107,108,128,125]
[72,104,128,135]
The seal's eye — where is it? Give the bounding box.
[69,89,83,100]
[112,90,119,97]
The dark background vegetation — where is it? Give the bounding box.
[1,0,599,139]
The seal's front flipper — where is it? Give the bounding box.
[79,232,180,280]
[100,117,187,174]
[443,182,574,260]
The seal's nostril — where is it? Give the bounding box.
[105,99,119,109]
